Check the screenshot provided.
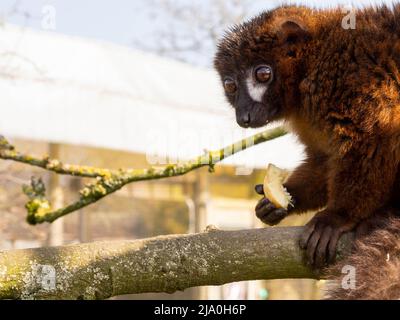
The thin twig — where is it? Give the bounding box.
[0,127,288,224]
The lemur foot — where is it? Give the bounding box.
[299,210,356,268]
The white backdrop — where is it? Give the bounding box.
[0,24,304,169]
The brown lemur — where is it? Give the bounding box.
[214,4,400,298]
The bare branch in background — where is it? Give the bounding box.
[0,0,33,27]
[132,0,259,66]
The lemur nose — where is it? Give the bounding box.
[241,113,250,127]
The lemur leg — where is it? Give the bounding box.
[255,152,328,225]
[354,206,400,239]
[300,141,398,268]
[388,167,400,209]
[355,170,400,239]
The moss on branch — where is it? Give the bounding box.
[0,226,353,300]
[1,127,287,224]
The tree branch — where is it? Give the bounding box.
[0,135,128,178]
[0,127,288,225]
[0,226,353,300]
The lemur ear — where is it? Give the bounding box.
[277,20,309,43]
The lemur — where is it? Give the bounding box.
[214,4,400,299]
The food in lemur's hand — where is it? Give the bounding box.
[214,3,400,278]
[263,164,292,209]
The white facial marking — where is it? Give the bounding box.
[246,75,267,102]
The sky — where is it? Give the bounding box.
[0,0,397,66]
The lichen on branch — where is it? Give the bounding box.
[0,226,352,300]
[0,127,288,224]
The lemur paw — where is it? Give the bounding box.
[254,184,288,225]
[299,210,356,268]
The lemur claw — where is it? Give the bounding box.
[300,211,356,268]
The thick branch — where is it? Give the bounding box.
[2,127,287,224]
[0,226,352,300]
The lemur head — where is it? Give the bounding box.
[214,7,312,128]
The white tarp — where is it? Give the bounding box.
[0,24,304,169]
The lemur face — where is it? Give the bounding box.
[214,10,310,128]
[219,62,277,128]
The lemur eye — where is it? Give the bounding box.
[223,78,237,94]
[254,65,272,83]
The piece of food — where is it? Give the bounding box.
[263,164,293,209]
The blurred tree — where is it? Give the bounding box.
[132,0,269,67]
[0,0,32,26]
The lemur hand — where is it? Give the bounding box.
[254,184,288,225]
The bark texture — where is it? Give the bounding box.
[0,226,352,300]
